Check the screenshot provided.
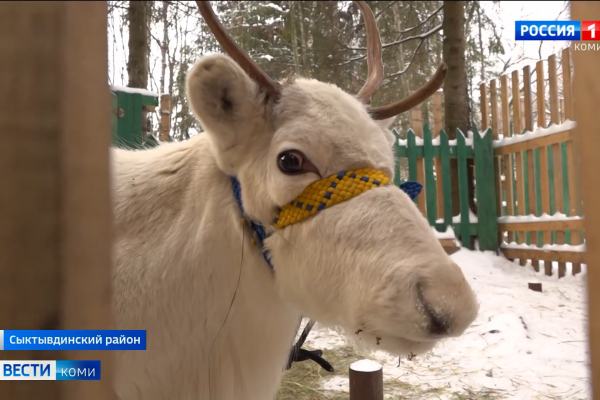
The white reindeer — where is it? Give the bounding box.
[110,1,479,399]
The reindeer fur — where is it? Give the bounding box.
[110,54,479,400]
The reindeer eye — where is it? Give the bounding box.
[277,150,304,174]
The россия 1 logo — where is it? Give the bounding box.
[515,21,580,40]
[515,21,600,41]
[581,21,600,41]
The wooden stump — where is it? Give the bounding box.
[349,359,383,400]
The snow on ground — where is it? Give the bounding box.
[303,248,590,399]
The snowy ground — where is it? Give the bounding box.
[300,248,590,399]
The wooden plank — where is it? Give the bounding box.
[501,248,586,264]
[572,3,600,394]
[490,79,503,244]
[493,130,574,156]
[498,219,585,232]
[548,54,566,273]
[536,60,552,246]
[0,2,114,400]
[439,238,460,255]
[512,70,526,251]
[562,47,582,275]
[480,83,489,129]
[501,74,514,243]
[570,1,600,390]
[433,92,444,219]
[411,108,426,216]
[522,66,537,248]
[490,80,499,140]
[159,93,171,142]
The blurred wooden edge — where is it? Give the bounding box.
[571,2,600,399]
[0,2,114,399]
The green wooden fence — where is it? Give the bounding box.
[393,124,498,252]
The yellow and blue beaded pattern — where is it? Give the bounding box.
[273,168,390,229]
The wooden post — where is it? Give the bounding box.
[410,107,427,216]
[572,3,600,398]
[0,2,114,399]
[159,93,171,142]
[349,359,383,400]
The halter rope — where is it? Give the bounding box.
[230,168,422,372]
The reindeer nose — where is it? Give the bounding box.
[427,311,450,336]
[416,283,450,336]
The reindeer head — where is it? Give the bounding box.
[186,1,479,356]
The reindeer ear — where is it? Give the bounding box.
[186,54,266,154]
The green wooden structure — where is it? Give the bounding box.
[110,86,160,150]
[393,125,498,252]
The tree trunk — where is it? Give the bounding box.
[127,0,149,142]
[443,1,476,221]
[127,1,149,88]
[289,1,300,74]
[159,1,169,95]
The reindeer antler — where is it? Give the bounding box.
[353,1,447,119]
[354,1,384,104]
[195,1,281,98]
[196,0,446,118]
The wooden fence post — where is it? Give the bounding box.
[159,93,171,142]
[349,359,383,400]
[0,2,114,399]
[572,2,600,397]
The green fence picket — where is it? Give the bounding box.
[473,127,498,251]
[522,149,531,245]
[457,129,472,249]
[534,148,543,246]
[423,124,438,225]
[440,130,453,229]
[547,146,557,243]
[392,129,403,187]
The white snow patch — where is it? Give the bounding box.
[433,226,456,239]
[260,54,274,61]
[110,85,159,97]
[300,248,589,399]
[501,241,586,252]
[498,212,583,223]
[398,130,474,147]
[493,120,576,148]
[453,209,479,223]
[435,211,478,224]
[350,359,382,372]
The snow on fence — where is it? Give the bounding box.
[393,47,585,279]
